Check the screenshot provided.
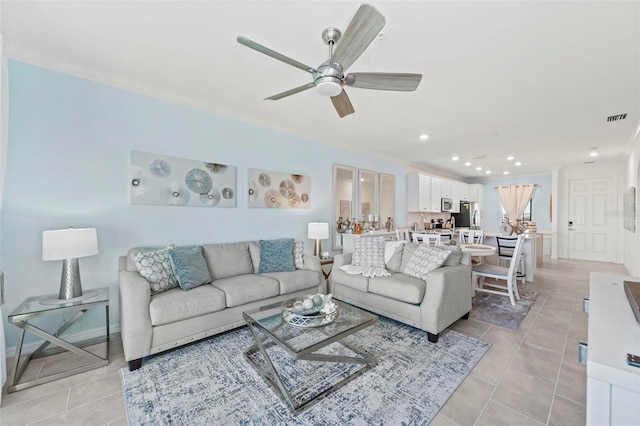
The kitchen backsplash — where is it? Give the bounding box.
[406,212,453,230]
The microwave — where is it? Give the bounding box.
[441,198,454,212]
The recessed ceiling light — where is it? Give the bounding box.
[503,171,509,175]
[464,161,471,167]
[419,134,429,141]
[485,170,491,174]
[514,161,522,166]
[589,152,598,157]
[506,156,514,161]
[452,156,459,161]
[476,166,482,171]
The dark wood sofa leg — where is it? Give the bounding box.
[427,332,439,343]
[128,358,143,371]
[462,312,470,320]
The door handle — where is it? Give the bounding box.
[569,228,575,231]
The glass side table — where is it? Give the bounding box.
[7,287,110,392]
[320,257,334,280]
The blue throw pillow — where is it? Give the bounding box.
[169,245,212,291]
[258,238,295,273]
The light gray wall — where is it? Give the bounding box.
[1,60,408,350]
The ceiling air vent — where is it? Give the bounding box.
[607,113,627,122]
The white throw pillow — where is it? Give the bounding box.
[293,241,305,269]
[133,245,179,295]
[351,236,386,268]
[404,245,451,280]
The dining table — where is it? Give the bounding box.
[457,243,497,257]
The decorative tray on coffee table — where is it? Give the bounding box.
[281,294,338,328]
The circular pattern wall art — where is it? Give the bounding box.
[248,169,311,209]
[130,151,237,208]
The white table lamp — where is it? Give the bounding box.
[308,222,329,257]
[42,228,98,300]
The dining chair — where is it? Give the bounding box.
[496,236,526,284]
[413,233,441,246]
[395,227,410,241]
[439,233,453,242]
[471,235,525,305]
[459,229,484,244]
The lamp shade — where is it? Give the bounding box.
[308,222,329,240]
[42,228,99,261]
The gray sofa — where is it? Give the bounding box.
[329,242,473,343]
[119,241,325,371]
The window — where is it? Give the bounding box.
[501,199,532,223]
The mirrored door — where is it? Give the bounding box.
[333,165,356,250]
[359,169,378,230]
[379,173,395,230]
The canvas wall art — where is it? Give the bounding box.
[248,169,310,209]
[131,151,236,207]
[624,186,636,232]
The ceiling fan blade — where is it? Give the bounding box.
[331,4,386,72]
[331,90,355,118]
[345,73,422,91]
[266,82,315,100]
[237,36,319,75]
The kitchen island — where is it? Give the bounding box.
[483,232,543,282]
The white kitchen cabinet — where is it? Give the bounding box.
[450,181,461,212]
[460,183,470,202]
[586,272,640,426]
[430,177,442,212]
[441,180,452,199]
[407,174,432,212]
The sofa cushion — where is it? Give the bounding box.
[441,244,463,266]
[404,245,451,280]
[169,245,212,290]
[248,241,261,273]
[399,242,420,272]
[203,242,253,280]
[212,274,280,307]
[261,270,318,295]
[368,273,426,304]
[133,245,179,295]
[258,238,295,273]
[331,268,369,293]
[385,242,405,272]
[149,284,226,326]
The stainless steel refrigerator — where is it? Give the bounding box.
[452,201,479,229]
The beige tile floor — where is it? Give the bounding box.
[0,257,629,425]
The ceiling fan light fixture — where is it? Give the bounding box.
[315,77,343,97]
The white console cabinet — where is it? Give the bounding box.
[586,272,640,426]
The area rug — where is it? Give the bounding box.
[470,290,539,330]
[121,316,490,425]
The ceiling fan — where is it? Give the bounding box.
[237,3,422,118]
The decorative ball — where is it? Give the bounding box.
[302,298,314,310]
[312,295,323,306]
[293,301,304,310]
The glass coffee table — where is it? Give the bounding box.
[243,300,377,413]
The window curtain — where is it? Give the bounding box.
[497,184,537,233]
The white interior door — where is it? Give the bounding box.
[568,177,615,261]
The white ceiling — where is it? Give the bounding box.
[2,1,639,179]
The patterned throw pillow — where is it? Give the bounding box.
[133,245,179,295]
[351,236,386,268]
[258,238,295,273]
[293,241,305,269]
[404,245,451,280]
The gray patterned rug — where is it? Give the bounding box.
[121,316,490,425]
[470,290,539,330]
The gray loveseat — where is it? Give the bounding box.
[119,241,324,371]
[329,242,472,343]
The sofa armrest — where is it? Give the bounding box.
[332,253,352,268]
[420,264,473,334]
[119,270,153,361]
